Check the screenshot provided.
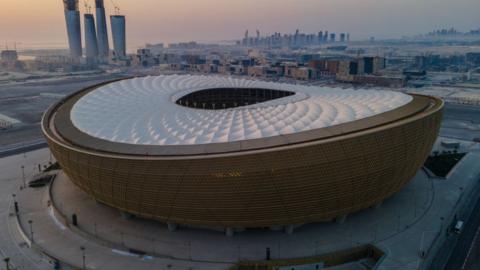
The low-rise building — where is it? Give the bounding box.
[290,67,315,81]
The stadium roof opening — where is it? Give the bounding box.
[176,87,295,110]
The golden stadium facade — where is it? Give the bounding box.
[42,75,443,230]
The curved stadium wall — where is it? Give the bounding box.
[42,76,443,229]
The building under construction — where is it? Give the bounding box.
[84,13,99,65]
[111,15,126,59]
[95,0,110,60]
[63,0,82,60]
[62,0,127,64]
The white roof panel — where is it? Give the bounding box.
[71,75,413,146]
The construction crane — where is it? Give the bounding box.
[2,42,21,51]
[84,0,92,13]
[109,0,120,15]
[13,42,21,50]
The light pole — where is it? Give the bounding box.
[80,246,86,270]
[28,220,33,243]
[12,194,18,214]
[3,257,10,270]
[21,165,26,188]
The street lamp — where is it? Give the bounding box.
[21,165,26,188]
[3,257,10,270]
[28,220,33,243]
[80,246,86,270]
[12,194,18,214]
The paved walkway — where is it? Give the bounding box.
[8,150,480,270]
[20,166,434,269]
[16,178,230,269]
[50,170,435,264]
[0,149,57,270]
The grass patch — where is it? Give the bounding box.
[43,162,61,172]
[425,152,466,177]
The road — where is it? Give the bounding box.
[443,195,480,270]
[441,103,480,141]
[463,227,480,270]
[0,139,47,159]
[0,74,125,149]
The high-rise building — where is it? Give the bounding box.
[340,33,346,43]
[294,29,300,46]
[330,33,336,43]
[330,33,336,42]
[318,31,323,43]
[243,30,249,46]
[0,50,18,62]
[63,0,82,59]
[373,56,386,74]
[95,0,109,59]
[84,14,99,64]
[110,15,126,59]
[256,30,260,46]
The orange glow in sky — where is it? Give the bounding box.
[0,0,479,49]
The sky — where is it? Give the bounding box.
[0,0,479,50]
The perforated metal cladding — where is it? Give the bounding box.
[44,99,443,228]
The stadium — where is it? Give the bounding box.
[42,75,443,231]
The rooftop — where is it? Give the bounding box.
[70,75,413,146]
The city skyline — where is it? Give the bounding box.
[0,0,480,49]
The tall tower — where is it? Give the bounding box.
[110,15,126,59]
[318,31,323,44]
[244,30,249,47]
[84,14,99,64]
[63,0,82,59]
[330,33,336,43]
[95,0,110,59]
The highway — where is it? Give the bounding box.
[441,103,480,141]
[0,139,47,159]
[443,195,480,270]
[0,74,125,153]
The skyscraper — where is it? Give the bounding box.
[330,33,336,43]
[95,0,110,59]
[63,0,82,59]
[84,14,99,64]
[244,30,249,46]
[111,15,126,59]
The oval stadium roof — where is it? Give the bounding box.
[70,75,413,146]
